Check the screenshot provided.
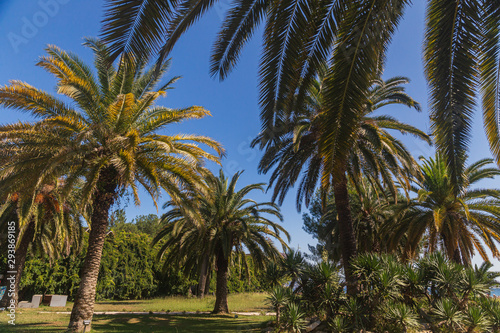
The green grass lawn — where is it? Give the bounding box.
[0,293,273,332]
[26,292,269,313]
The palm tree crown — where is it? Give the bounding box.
[254,75,429,209]
[388,155,500,264]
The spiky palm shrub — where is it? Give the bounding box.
[463,305,492,333]
[328,316,350,333]
[281,249,306,290]
[253,74,428,295]
[101,0,435,296]
[352,253,406,327]
[282,302,307,333]
[432,298,465,332]
[381,301,420,333]
[262,261,286,290]
[0,40,222,332]
[267,285,292,326]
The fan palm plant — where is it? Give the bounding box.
[253,74,429,293]
[387,155,500,264]
[0,39,222,331]
[0,180,82,308]
[154,170,290,313]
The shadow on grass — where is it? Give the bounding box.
[1,314,270,333]
[92,314,268,333]
[96,301,144,306]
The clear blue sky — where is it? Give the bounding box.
[0,0,498,267]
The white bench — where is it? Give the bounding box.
[49,295,67,307]
[18,294,42,308]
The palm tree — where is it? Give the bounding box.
[387,155,500,264]
[0,39,222,331]
[267,285,292,326]
[0,181,82,308]
[154,200,214,298]
[252,75,429,294]
[154,170,290,313]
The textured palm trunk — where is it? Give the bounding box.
[68,167,118,332]
[204,270,211,295]
[198,255,209,298]
[332,172,358,296]
[212,248,229,314]
[0,220,35,308]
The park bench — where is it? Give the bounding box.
[18,294,42,308]
[42,294,68,307]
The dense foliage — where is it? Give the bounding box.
[268,252,500,333]
[13,219,265,301]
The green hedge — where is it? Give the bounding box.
[17,230,264,300]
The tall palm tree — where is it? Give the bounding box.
[0,39,222,331]
[0,180,82,308]
[252,74,429,294]
[154,170,290,313]
[386,155,500,265]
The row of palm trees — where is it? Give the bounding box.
[98,0,500,295]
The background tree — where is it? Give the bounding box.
[0,39,222,331]
[155,170,290,313]
[0,180,82,308]
[386,155,500,264]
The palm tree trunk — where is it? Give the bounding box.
[204,269,211,296]
[198,255,209,298]
[212,248,229,314]
[68,167,118,332]
[0,220,35,308]
[332,172,358,296]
